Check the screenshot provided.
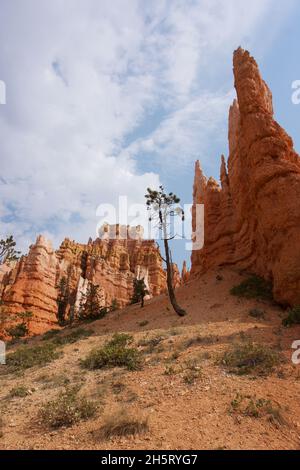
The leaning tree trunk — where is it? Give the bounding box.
[161,212,186,317]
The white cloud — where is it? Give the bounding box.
[122,91,235,175]
[0,0,296,253]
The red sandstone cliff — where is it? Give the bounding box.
[191,48,300,306]
[0,225,167,334]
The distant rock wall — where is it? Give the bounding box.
[0,225,167,334]
[191,48,300,307]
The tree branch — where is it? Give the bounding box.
[155,242,167,263]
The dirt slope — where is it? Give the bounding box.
[0,268,299,450]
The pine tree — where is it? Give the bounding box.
[56,277,70,325]
[79,283,107,320]
[145,186,186,317]
[5,311,33,339]
[0,235,20,264]
[131,278,149,308]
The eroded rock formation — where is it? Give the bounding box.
[191,48,300,306]
[0,225,167,334]
[181,261,190,284]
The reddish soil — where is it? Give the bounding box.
[0,268,299,450]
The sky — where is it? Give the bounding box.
[0,0,300,270]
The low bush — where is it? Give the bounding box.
[6,342,61,371]
[282,306,300,327]
[220,342,282,376]
[82,333,142,371]
[42,329,61,341]
[39,387,97,428]
[51,328,93,346]
[229,394,286,425]
[230,275,273,301]
[249,309,265,320]
[6,322,29,339]
[9,385,30,398]
[107,333,133,348]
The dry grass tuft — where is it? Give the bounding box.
[96,408,149,440]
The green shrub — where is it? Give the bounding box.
[130,279,149,307]
[249,309,265,319]
[282,306,300,327]
[42,329,61,341]
[107,333,133,348]
[7,322,28,339]
[51,328,93,346]
[9,385,30,398]
[230,275,273,301]
[110,299,119,312]
[40,387,97,428]
[229,394,286,425]
[82,334,142,371]
[78,283,107,320]
[6,342,61,371]
[220,342,281,376]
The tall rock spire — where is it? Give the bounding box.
[193,160,207,205]
[191,49,300,306]
[233,47,273,117]
[220,155,229,190]
[181,260,190,284]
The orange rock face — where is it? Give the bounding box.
[191,48,300,307]
[0,226,166,334]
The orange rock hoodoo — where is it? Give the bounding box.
[0,225,167,334]
[191,48,300,306]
